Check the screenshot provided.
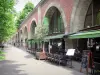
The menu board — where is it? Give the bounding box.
[66,49,75,56]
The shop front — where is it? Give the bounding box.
[44,34,67,65]
[44,34,65,54]
[27,39,37,54]
[64,29,100,74]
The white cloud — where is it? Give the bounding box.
[14,0,41,12]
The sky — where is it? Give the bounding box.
[14,0,41,12]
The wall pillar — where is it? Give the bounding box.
[38,6,41,25]
[64,38,73,52]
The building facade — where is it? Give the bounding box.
[12,0,100,62]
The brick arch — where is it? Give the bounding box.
[24,26,28,39]
[30,20,37,39]
[30,19,37,30]
[19,30,23,39]
[19,30,23,45]
[31,18,37,25]
[18,32,20,41]
[16,34,18,42]
[20,29,24,39]
[70,0,92,33]
[43,2,67,33]
[29,18,37,31]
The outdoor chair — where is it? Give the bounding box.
[54,54,59,63]
[58,55,65,65]
[32,48,36,54]
[48,53,52,60]
[50,54,55,61]
[60,55,69,66]
[46,53,50,60]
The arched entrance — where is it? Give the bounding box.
[70,0,100,30]
[20,30,23,46]
[44,6,65,35]
[69,0,93,52]
[43,6,65,56]
[84,0,100,28]
[16,32,20,47]
[15,34,18,46]
[30,21,36,38]
[70,0,92,33]
[84,0,100,67]
[24,27,28,48]
[69,0,100,72]
[29,21,37,53]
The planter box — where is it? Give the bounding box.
[35,52,47,60]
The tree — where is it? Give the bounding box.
[34,17,49,42]
[16,2,34,28]
[33,24,48,50]
[0,0,16,43]
[34,24,49,42]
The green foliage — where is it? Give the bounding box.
[16,2,34,28]
[0,0,14,12]
[34,17,49,42]
[34,24,49,42]
[0,0,16,42]
[0,50,5,61]
[23,2,34,13]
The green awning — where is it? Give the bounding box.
[68,30,100,39]
[44,34,64,40]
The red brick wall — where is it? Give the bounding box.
[27,12,38,32]
[19,10,38,33]
[41,0,74,33]
[24,0,74,33]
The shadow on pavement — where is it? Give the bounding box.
[24,54,34,59]
[44,60,63,67]
[0,60,28,75]
[44,60,84,75]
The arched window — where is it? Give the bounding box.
[30,21,36,38]
[45,6,64,35]
[84,0,100,28]
[24,27,28,39]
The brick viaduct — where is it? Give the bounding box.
[11,0,92,48]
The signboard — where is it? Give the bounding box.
[58,42,61,46]
[66,49,75,56]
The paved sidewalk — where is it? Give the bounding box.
[0,45,85,75]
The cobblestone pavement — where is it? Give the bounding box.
[0,45,85,75]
